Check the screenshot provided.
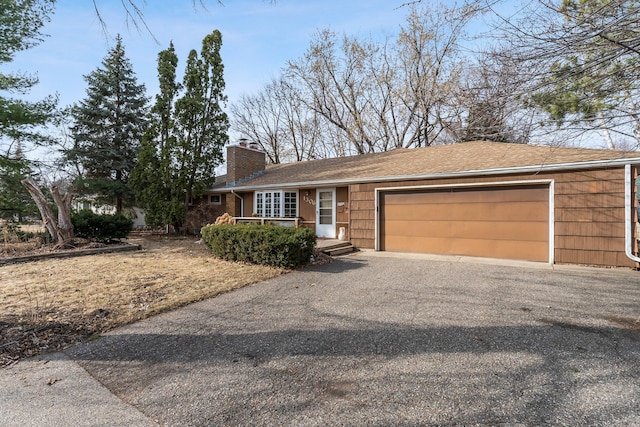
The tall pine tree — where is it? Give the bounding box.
[67,35,148,213]
[1,0,56,222]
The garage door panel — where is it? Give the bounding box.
[380,185,550,262]
[384,187,549,205]
[383,235,548,261]
[383,201,548,222]
[383,219,548,242]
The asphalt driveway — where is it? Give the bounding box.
[1,253,639,426]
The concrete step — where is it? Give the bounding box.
[322,244,355,256]
[316,239,352,250]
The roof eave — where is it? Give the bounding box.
[212,157,640,192]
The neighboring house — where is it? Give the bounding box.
[204,141,640,268]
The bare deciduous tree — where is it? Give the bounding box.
[21,177,74,245]
[489,0,640,148]
[231,78,321,163]
[447,49,538,144]
[282,3,480,155]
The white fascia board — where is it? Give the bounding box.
[215,157,640,192]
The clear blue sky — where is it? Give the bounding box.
[9,0,411,115]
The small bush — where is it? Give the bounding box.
[201,224,316,269]
[72,210,134,243]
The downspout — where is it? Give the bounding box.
[624,164,640,263]
[231,190,244,217]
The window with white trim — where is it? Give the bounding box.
[284,191,297,217]
[255,190,298,217]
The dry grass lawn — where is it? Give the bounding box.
[0,235,285,367]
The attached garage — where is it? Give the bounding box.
[378,183,551,262]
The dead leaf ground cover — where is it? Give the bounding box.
[0,236,285,367]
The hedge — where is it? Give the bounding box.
[201,223,316,269]
[71,210,134,243]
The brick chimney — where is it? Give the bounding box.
[226,142,266,187]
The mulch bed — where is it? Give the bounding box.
[1,312,104,367]
[0,239,119,260]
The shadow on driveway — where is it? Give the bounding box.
[61,255,640,426]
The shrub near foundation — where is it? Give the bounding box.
[201,224,316,268]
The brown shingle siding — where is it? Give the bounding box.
[350,209,375,220]
[556,207,624,223]
[350,200,374,211]
[556,235,625,252]
[554,193,624,209]
[555,179,624,194]
[556,221,624,237]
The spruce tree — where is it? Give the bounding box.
[67,35,148,213]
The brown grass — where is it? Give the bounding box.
[0,235,285,366]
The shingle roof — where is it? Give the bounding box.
[222,141,640,190]
[210,174,227,190]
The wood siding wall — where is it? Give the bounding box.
[554,169,632,267]
[299,188,316,232]
[349,167,637,268]
[336,186,349,239]
[242,193,253,217]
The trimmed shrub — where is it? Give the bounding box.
[71,210,134,243]
[201,224,316,269]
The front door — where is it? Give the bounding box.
[316,188,336,238]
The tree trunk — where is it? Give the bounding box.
[21,178,74,245]
[51,184,74,242]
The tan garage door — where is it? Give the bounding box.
[380,185,550,262]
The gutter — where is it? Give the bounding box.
[624,164,640,264]
[231,190,244,217]
[221,157,640,192]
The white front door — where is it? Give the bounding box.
[316,188,336,238]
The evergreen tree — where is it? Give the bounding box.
[173,29,229,207]
[1,0,56,222]
[0,151,38,221]
[131,42,185,228]
[67,35,148,214]
[0,0,56,146]
[132,31,228,228]
[526,0,640,147]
